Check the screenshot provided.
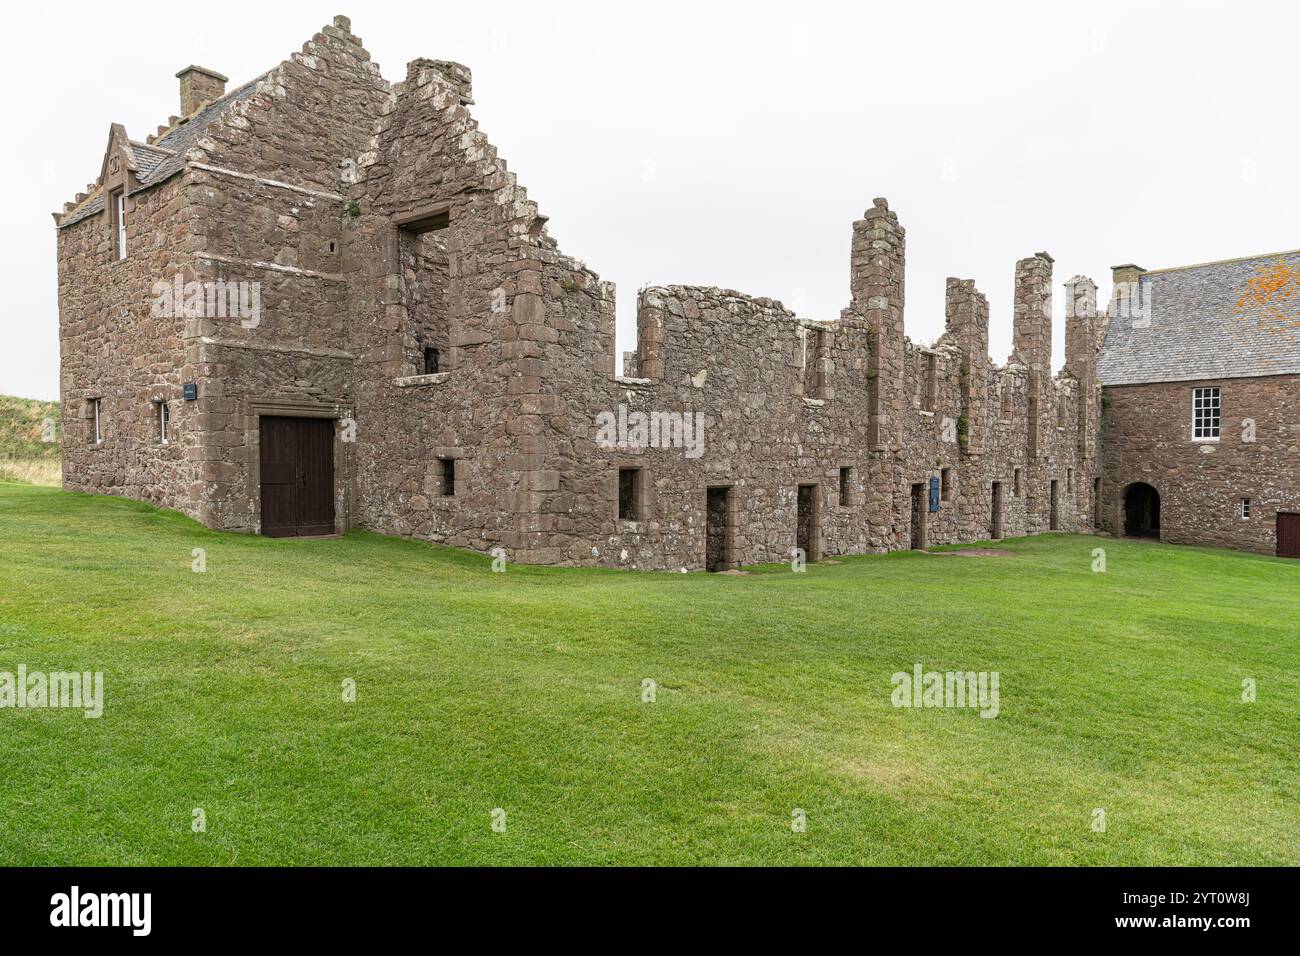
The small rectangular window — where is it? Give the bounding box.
[423,346,440,375]
[89,398,102,444]
[839,466,852,507]
[618,467,641,521]
[1241,498,1251,519]
[1193,386,1221,440]
[157,401,170,444]
[439,458,456,496]
[1013,467,1022,497]
[111,189,126,260]
[940,467,953,502]
[1067,467,1073,493]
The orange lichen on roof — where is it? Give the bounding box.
[1236,259,1300,331]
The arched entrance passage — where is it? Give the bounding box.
[1124,482,1161,538]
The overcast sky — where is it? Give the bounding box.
[5,0,1297,400]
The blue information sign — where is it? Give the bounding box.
[929,477,940,512]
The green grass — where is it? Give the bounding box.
[0,395,61,487]
[0,481,1296,866]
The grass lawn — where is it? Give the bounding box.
[0,480,1296,866]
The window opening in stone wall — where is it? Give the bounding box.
[399,213,451,378]
[924,353,938,412]
[111,189,126,260]
[618,468,641,521]
[1193,387,1221,440]
[439,457,456,496]
[839,467,852,507]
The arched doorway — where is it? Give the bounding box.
[1124,482,1161,538]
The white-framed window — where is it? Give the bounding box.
[112,189,127,260]
[90,398,102,444]
[157,401,170,444]
[1240,498,1251,519]
[1192,387,1221,440]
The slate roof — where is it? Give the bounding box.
[1097,250,1300,385]
[58,73,267,229]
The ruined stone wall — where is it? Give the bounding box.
[543,201,1100,570]
[1100,374,1300,553]
[341,53,559,556]
[574,286,887,570]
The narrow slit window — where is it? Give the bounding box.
[1013,467,1022,497]
[157,401,170,445]
[839,467,852,507]
[618,468,641,521]
[423,346,440,375]
[90,398,102,444]
[440,458,456,496]
[111,189,126,260]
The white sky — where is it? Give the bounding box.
[4,0,1297,401]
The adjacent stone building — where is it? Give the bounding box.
[1098,253,1300,556]
[54,16,1299,568]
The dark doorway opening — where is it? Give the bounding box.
[1277,513,1300,559]
[1123,482,1161,538]
[1049,479,1060,531]
[706,487,732,572]
[991,481,1004,540]
[259,416,335,537]
[910,482,927,550]
[796,484,819,561]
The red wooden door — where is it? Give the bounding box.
[1278,513,1300,559]
[259,416,335,537]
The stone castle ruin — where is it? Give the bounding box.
[54,16,1300,567]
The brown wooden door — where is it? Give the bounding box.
[1278,513,1300,559]
[259,416,335,537]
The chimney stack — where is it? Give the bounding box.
[175,65,228,117]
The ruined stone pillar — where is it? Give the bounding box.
[1064,275,1099,461]
[943,278,989,457]
[850,198,905,452]
[1012,252,1053,461]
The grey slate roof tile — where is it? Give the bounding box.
[1097,250,1300,385]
